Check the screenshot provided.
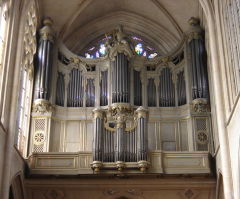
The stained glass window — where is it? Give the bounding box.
[82,34,158,59]
[135,43,143,55]
[99,44,106,55]
[148,53,158,59]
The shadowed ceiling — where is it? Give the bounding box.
[39,0,200,56]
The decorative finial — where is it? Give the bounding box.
[40,17,54,42]
[188,17,200,26]
[43,17,53,26]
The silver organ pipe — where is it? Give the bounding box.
[177,71,186,106]
[147,78,156,106]
[56,72,65,106]
[188,22,209,100]
[100,70,108,106]
[67,69,84,107]
[112,53,129,103]
[134,70,142,106]
[136,107,148,162]
[93,109,104,162]
[86,79,95,107]
[34,19,54,101]
[159,68,175,107]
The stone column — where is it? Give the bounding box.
[92,108,104,172]
[197,2,234,197]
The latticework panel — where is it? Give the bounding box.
[194,117,208,151]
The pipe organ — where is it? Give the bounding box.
[29,19,213,173]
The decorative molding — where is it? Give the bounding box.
[33,131,45,145]
[44,189,64,199]
[27,151,211,175]
[196,131,208,145]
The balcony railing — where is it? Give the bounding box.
[27,151,211,175]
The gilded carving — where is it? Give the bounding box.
[32,99,54,114]
[136,106,148,119]
[109,103,134,119]
[91,160,103,172]
[104,26,133,59]
[116,161,125,171]
[22,1,37,80]
[137,160,150,172]
[92,108,104,119]
[192,98,210,113]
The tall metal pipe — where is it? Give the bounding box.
[34,18,54,100]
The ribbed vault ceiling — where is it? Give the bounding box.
[39,0,200,56]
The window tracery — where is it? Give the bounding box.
[221,0,240,108]
[0,1,8,70]
[0,0,10,120]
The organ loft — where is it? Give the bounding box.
[2,1,240,198]
[28,17,212,175]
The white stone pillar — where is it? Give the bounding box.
[199,1,233,198]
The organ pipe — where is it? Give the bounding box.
[56,72,65,106]
[112,53,129,103]
[115,116,125,162]
[159,68,175,107]
[86,79,95,107]
[188,17,209,100]
[67,69,84,107]
[147,78,156,106]
[92,108,104,171]
[100,70,108,106]
[134,70,142,106]
[136,107,147,161]
[177,71,186,106]
[34,18,54,100]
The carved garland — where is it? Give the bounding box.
[22,1,37,80]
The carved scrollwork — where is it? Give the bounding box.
[22,1,37,80]
[32,99,54,114]
[109,104,134,119]
[192,98,210,113]
[104,26,133,59]
[136,106,148,119]
[92,108,104,119]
